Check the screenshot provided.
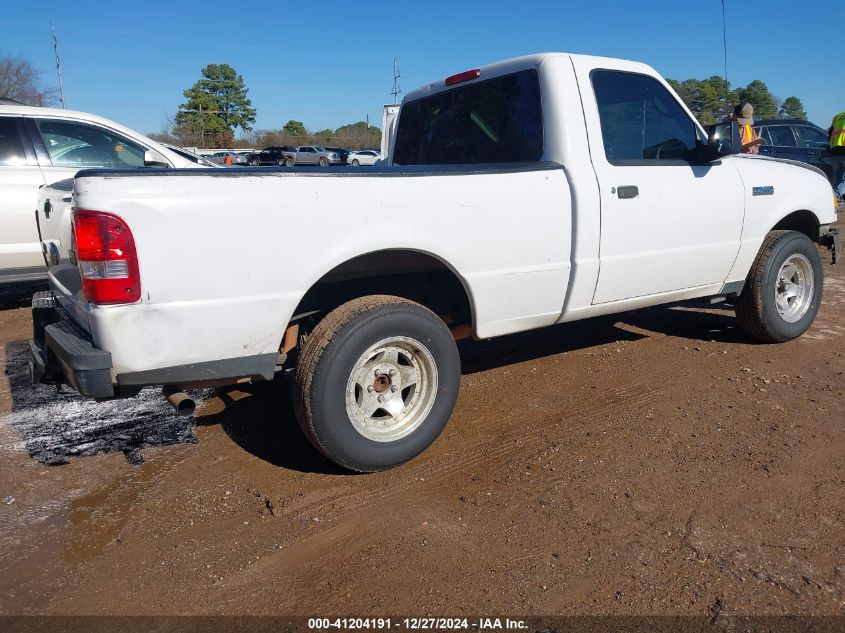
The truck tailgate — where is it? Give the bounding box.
[36,178,90,332]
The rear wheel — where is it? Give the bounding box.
[735,230,823,342]
[293,296,460,472]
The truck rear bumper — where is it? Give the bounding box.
[29,291,115,398]
[29,291,280,399]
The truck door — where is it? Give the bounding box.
[576,67,745,304]
[298,147,316,164]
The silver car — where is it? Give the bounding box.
[209,150,247,166]
[294,146,340,166]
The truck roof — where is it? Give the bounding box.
[402,52,657,104]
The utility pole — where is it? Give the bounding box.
[51,21,66,108]
[721,0,729,118]
[391,58,401,104]
[181,104,222,148]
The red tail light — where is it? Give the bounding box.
[73,210,141,304]
[445,69,481,86]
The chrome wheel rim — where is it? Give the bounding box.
[345,336,438,442]
[775,254,813,323]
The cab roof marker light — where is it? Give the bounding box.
[445,69,481,86]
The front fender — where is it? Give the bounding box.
[724,155,836,282]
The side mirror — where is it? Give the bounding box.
[144,149,170,168]
[703,121,742,161]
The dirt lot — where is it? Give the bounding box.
[0,238,843,619]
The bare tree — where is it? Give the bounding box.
[0,56,55,106]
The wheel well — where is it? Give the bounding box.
[772,210,819,241]
[290,250,474,334]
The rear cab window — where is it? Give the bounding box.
[393,69,543,165]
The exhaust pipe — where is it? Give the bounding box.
[162,386,195,416]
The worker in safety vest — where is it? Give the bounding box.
[732,101,763,154]
[829,111,845,204]
[223,153,233,166]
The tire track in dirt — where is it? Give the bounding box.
[217,373,666,599]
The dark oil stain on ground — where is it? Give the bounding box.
[3,340,206,465]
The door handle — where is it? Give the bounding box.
[616,185,639,199]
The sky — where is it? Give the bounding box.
[4,1,843,138]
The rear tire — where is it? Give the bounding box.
[735,230,823,343]
[293,296,460,472]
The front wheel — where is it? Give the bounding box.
[249,157,259,166]
[318,157,328,167]
[351,159,360,166]
[293,296,460,472]
[284,157,294,167]
[735,230,823,343]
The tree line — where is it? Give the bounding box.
[665,75,807,125]
[0,55,811,148]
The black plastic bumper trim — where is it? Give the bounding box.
[116,353,278,386]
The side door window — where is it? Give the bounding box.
[0,117,30,166]
[766,126,798,147]
[795,125,829,149]
[591,70,699,164]
[34,119,148,168]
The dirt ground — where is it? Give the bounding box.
[0,237,843,619]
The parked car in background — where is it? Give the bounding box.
[295,146,340,166]
[348,149,382,166]
[0,104,195,285]
[755,119,839,186]
[325,147,352,165]
[247,146,297,166]
[209,150,246,166]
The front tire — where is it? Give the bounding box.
[293,296,460,472]
[351,159,360,166]
[249,157,259,166]
[735,230,823,343]
[284,158,294,167]
[318,157,328,167]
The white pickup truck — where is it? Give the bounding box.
[30,53,839,471]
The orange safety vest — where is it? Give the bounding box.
[741,124,756,145]
[831,112,845,148]
[224,154,233,165]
